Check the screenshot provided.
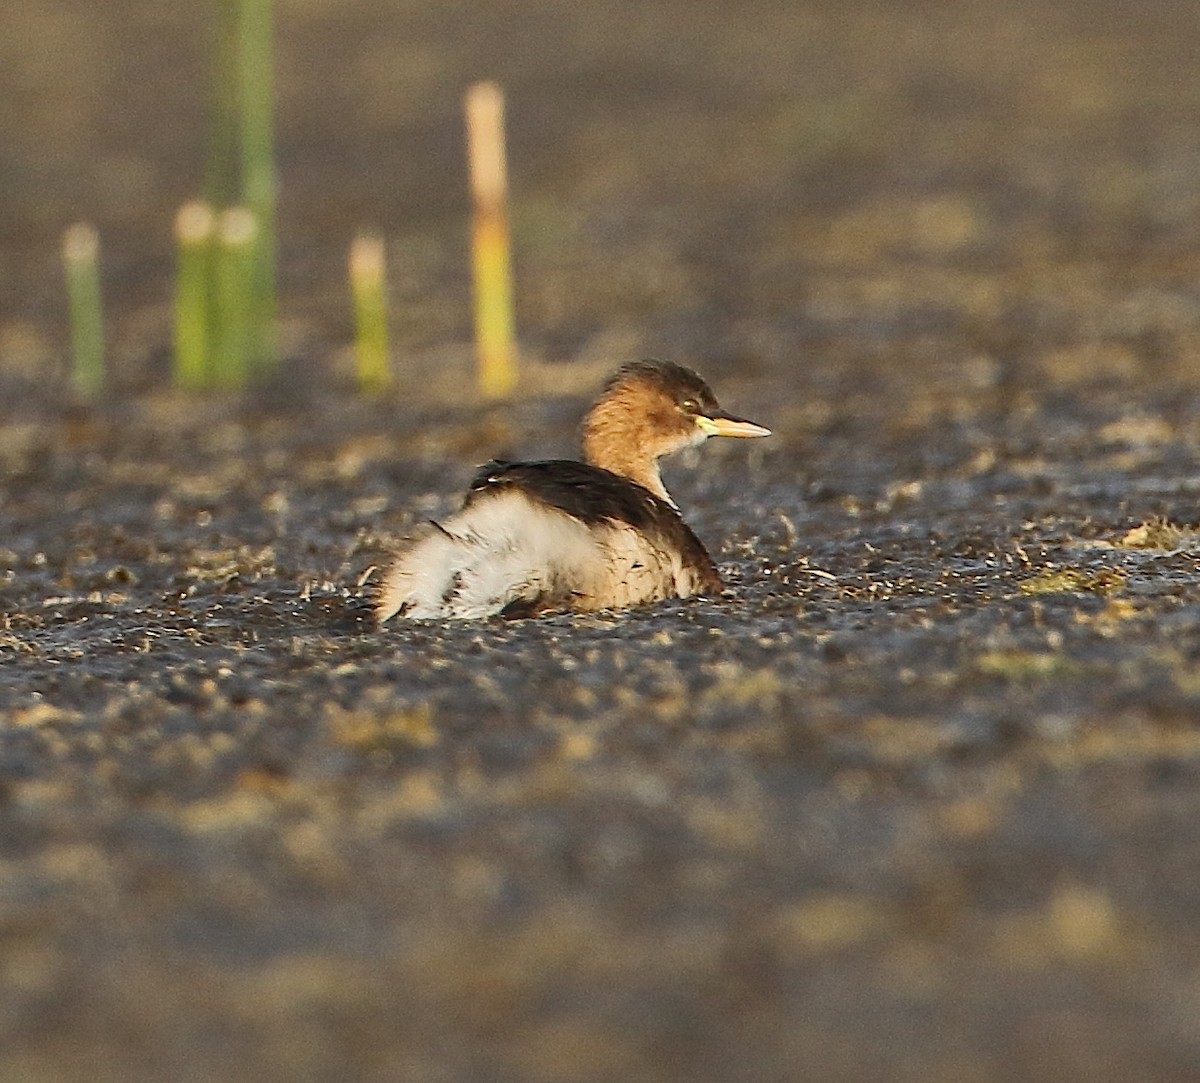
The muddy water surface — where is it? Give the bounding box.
[4,1,1200,1080]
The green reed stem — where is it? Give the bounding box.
[206,0,241,208]
[173,202,216,390]
[199,0,277,388]
[349,233,391,396]
[236,0,278,372]
[211,207,258,389]
[62,223,105,400]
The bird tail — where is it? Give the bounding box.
[375,492,599,622]
[375,521,487,621]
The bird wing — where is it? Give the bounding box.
[376,461,721,622]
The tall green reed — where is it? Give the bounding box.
[174,0,277,390]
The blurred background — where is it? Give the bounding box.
[5,0,1200,397]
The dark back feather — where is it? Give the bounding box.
[467,459,721,588]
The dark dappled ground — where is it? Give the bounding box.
[5,1,1200,1081]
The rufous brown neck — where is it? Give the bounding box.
[582,393,675,506]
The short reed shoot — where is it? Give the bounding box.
[212,207,259,389]
[465,81,518,399]
[62,223,105,400]
[349,233,391,395]
[173,201,216,390]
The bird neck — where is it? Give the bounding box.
[582,408,676,508]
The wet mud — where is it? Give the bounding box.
[4,1,1200,1080]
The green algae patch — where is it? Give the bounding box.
[326,703,439,753]
[975,650,1082,681]
[1019,568,1126,597]
[1118,519,1200,551]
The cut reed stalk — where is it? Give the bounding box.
[173,201,216,390]
[465,81,518,399]
[62,223,105,400]
[212,207,259,388]
[349,233,391,396]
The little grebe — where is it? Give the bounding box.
[376,359,770,621]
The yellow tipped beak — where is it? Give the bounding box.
[696,413,772,439]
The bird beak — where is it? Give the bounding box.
[696,411,772,439]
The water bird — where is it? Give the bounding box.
[376,359,770,621]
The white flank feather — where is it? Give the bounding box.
[376,489,706,621]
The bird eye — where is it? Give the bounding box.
[679,398,700,414]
